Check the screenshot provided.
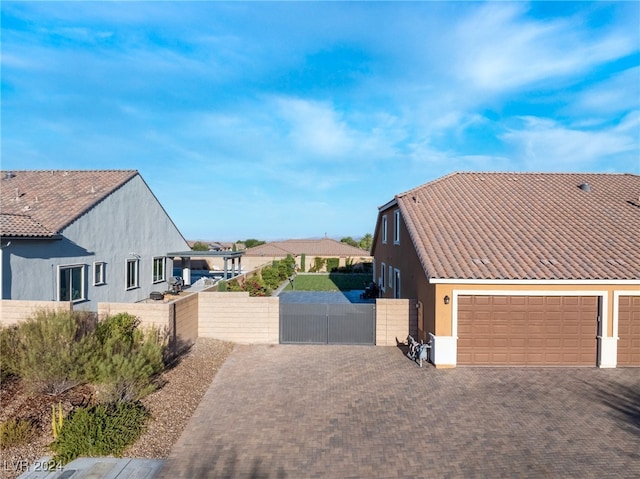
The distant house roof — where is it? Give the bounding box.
[1,170,138,238]
[378,172,640,281]
[246,238,371,257]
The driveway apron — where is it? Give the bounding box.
[157,345,640,479]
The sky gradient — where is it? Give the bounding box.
[2,1,639,241]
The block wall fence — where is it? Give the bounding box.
[1,294,415,348]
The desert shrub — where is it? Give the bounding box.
[326,258,339,272]
[51,401,148,466]
[225,279,243,292]
[0,326,19,381]
[243,277,270,297]
[261,266,280,289]
[86,314,164,403]
[0,418,37,447]
[12,310,94,395]
[309,257,326,272]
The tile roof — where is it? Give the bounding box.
[1,170,138,237]
[391,172,640,281]
[246,238,371,257]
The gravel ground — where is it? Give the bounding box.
[0,338,234,479]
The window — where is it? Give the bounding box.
[93,262,105,286]
[394,269,401,298]
[153,257,165,283]
[126,258,139,290]
[59,265,85,302]
[382,215,388,244]
[389,265,393,289]
[393,210,400,244]
[381,262,386,291]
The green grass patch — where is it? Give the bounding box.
[282,273,372,292]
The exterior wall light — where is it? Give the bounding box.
[444,295,450,305]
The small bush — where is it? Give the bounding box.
[86,314,165,403]
[12,310,94,395]
[0,326,19,381]
[0,418,37,447]
[51,401,148,466]
[326,258,339,272]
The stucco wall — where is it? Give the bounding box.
[198,292,279,344]
[2,175,189,310]
[0,300,73,326]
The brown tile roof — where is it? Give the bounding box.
[246,238,371,257]
[1,170,138,237]
[392,172,640,281]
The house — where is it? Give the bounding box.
[372,172,640,368]
[0,170,190,311]
[233,238,372,272]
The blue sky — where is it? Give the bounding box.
[2,1,639,242]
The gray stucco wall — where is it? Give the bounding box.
[1,175,189,311]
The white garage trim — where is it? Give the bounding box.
[450,289,609,367]
[431,279,640,285]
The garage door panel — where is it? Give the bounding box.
[458,295,596,366]
[617,296,640,366]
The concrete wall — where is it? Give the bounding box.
[199,292,279,344]
[1,295,416,350]
[375,298,418,346]
[0,300,73,326]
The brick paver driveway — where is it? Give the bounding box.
[157,345,639,479]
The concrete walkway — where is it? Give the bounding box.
[156,344,640,478]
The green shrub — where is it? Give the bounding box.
[12,310,94,395]
[0,418,37,447]
[300,254,306,271]
[261,266,280,289]
[0,326,19,381]
[310,257,326,272]
[51,402,148,466]
[326,258,339,272]
[86,314,164,403]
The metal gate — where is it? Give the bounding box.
[280,302,376,345]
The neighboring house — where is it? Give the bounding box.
[231,238,372,272]
[372,172,640,368]
[0,170,190,311]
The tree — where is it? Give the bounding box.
[243,239,266,248]
[340,237,358,247]
[191,242,209,251]
[358,234,373,252]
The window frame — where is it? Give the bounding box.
[58,264,86,303]
[152,256,166,283]
[382,215,388,244]
[93,261,106,286]
[394,268,401,298]
[380,262,387,292]
[126,258,139,290]
[393,210,400,244]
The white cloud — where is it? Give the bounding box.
[501,116,638,170]
[450,3,637,93]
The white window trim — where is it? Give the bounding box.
[58,264,86,303]
[393,210,400,245]
[152,256,166,284]
[380,262,387,292]
[93,261,105,286]
[126,258,139,290]
[394,268,401,298]
[389,265,393,289]
[382,215,388,244]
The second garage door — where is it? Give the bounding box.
[617,296,640,367]
[457,295,598,366]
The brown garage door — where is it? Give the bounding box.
[618,296,640,367]
[457,295,597,366]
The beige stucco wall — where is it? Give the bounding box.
[0,300,73,326]
[375,298,418,346]
[198,291,279,344]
